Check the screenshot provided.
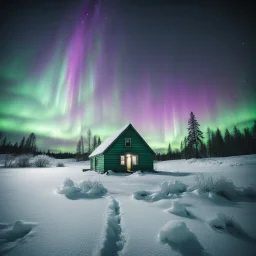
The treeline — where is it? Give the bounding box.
[0,132,75,159]
[0,133,37,155]
[156,113,256,161]
[76,128,101,161]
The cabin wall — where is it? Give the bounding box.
[104,126,154,172]
[90,154,104,173]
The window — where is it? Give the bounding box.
[132,155,138,165]
[120,155,125,165]
[125,138,131,147]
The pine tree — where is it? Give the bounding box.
[224,129,232,156]
[76,139,81,161]
[243,128,253,154]
[233,126,242,155]
[97,136,101,146]
[206,128,212,157]
[93,135,97,151]
[80,136,84,154]
[180,141,184,159]
[252,120,256,152]
[167,143,172,159]
[19,137,26,154]
[199,142,207,158]
[25,133,36,154]
[215,128,225,157]
[252,120,256,138]
[187,112,204,158]
[184,136,188,159]
[87,129,92,153]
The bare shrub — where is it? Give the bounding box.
[4,154,15,167]
[32,155,52,167]
[57,162,65,167]
[15,155,31,167]
[191,175,237,200]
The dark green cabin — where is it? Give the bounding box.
[89,124,155,173]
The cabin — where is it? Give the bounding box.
[89,124,155,173]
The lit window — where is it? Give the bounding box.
[125,138,131,147]
[132,155,138,165]
[120,155,125,165]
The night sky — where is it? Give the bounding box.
[0,0,255,153]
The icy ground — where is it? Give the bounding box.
[0,155,256,256]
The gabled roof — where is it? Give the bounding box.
[89,124,130,157]
[89,123,155,158]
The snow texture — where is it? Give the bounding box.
[0,155,256,256]
[0,220,37,253]
[89,124,130,157]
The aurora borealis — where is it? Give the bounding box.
[0,0,255,153]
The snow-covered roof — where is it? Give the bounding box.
[89,124,130,158]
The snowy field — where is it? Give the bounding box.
[0,155,256,256]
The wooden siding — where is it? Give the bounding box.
[104,126,154,172]
[90,154,104,173]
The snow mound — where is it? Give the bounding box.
[0,220,37,253]
[158,221,192,244]
[165,201,189,217]
[57,178,107,198]
[131,171,145,176]
[161,180,187,195]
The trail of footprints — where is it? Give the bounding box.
[100,197,125,256]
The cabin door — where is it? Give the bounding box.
[126,154,132,172]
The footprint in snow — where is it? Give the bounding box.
[0,220,37,254]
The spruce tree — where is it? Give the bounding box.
[180,141,184,159]
[19,137,26,154]
[187,112,204,158]
[93,135,97,151]
[167,143,172,159]
[252,120,256,152]
[243,128,253,154]
[215,128,225,157]
[184,136,188,159]
[224,129,232,156]
[233,126,242,155]
[87,129,92,153]
[97,136,101,146]
[80,136,85,154]
[206,128,212,157]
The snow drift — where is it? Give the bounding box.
[158,221,208,255]
[165,201,191,217]
[57,178,108,199]
[133,180,187,201]
[0,220,37,253]
[158,220,192,244]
